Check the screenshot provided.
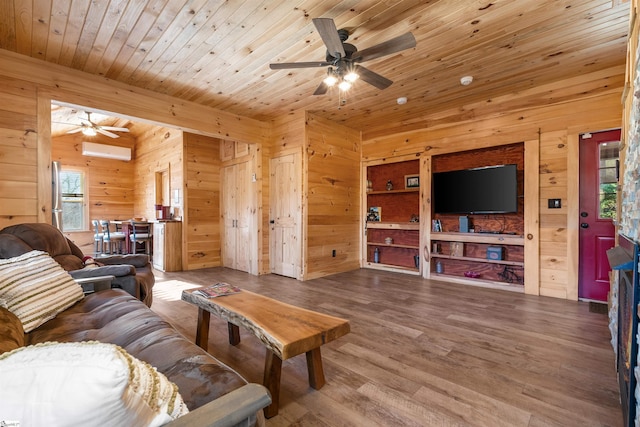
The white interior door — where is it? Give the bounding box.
[221,164,237,269]
[221,159,255,274]
[270,152,302,278]
[235,161,251,273]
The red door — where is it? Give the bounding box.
[578,129,620,301]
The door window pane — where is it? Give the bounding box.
[598,141,619,219]
[60,170,86,231]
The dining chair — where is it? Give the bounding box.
[99,220,126,254]
[91,219,104,256]
[129,220,153,255]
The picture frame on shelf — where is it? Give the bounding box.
[367,206,382,222]
[450,242,464,257]
[405,174,420,189]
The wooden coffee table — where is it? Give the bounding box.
[181,287,350,418]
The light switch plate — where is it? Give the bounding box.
[548,198,561,209]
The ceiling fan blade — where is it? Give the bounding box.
[353,32,416,62]
[313,82,329,96]
[100,126,130,132]
[66,127,84,134]
[270,61,331,69]
[355,65,393,90]
[312,18,346,58]
[96,128,119,138]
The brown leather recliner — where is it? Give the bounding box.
[0,223,154,307]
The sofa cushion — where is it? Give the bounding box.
[0,341,189,426]
[0,307,24,354]
[0,250,84,332]
[27,289,250,411]
[0,233,33,258]
[0,223,84,270]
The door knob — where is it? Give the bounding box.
[580,223,589,228]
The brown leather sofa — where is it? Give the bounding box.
[0,223,155,306]
[0,288,271,426]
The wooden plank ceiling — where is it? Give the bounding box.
[0,1,631,139]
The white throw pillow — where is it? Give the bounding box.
[0,341,189,426]
[0,250,84,332]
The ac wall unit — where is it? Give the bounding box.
[82,141,131,161]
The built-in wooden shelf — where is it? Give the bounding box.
[431,231,524,246]
[367,188,419,195]
[430,253,524,266]
[431,272,524,292]
[367,242,419,250]
[365,261,421,275]
[367,222,420,230]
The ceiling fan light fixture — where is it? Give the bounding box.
[82,127,97,136]
[324,74,338,87]
[338,80,352,91]
[344,71,359,82]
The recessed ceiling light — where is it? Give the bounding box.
[397,97,408,105]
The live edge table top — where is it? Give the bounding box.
[180,288,350,361]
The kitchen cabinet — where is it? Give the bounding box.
[153,221,182,272]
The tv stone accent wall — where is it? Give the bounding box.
[621,44,640,242]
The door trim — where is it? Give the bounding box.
[567,133,580,301]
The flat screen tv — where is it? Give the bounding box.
[433,164,518,214]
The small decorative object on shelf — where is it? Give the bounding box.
[414,255,420,269]
[386,180,393,191]
[366,180,373,192]
[464,271,481,278]
[405,174,419,189]
[432,242,440,253]
[367,206,381,222]
[384,237,393,245]
[374,247,380,263]
[436,260,443,273]
[450,242,464,257]
[410,214,419,223]
[432,219,442,232]
[486,246,504,260]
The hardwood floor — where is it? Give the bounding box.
[150,268,621,427]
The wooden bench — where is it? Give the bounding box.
[181,288,350,418]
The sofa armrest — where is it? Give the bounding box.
[74,275,115,295]
[69,265,135,280]
[97,254,150,268]
[167,383,271,427]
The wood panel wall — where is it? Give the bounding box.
[304,113,361,280]
[0,75,38,227]
[269,110,361,280]
[52,132,136,252]
[0,46,629,295]
[133,125,183,221]
[0,49,267,231]
[183,132,222,270]
[362,79,624,299]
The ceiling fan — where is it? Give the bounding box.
[270,18,416,95]
[58,112,130,138]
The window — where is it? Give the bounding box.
[60,169,87,231]
[598,141,620,219]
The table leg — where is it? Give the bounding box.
[305,347,325,389]
[228,322,241,345]
[195,308,210,352]
[263,350,282,419]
